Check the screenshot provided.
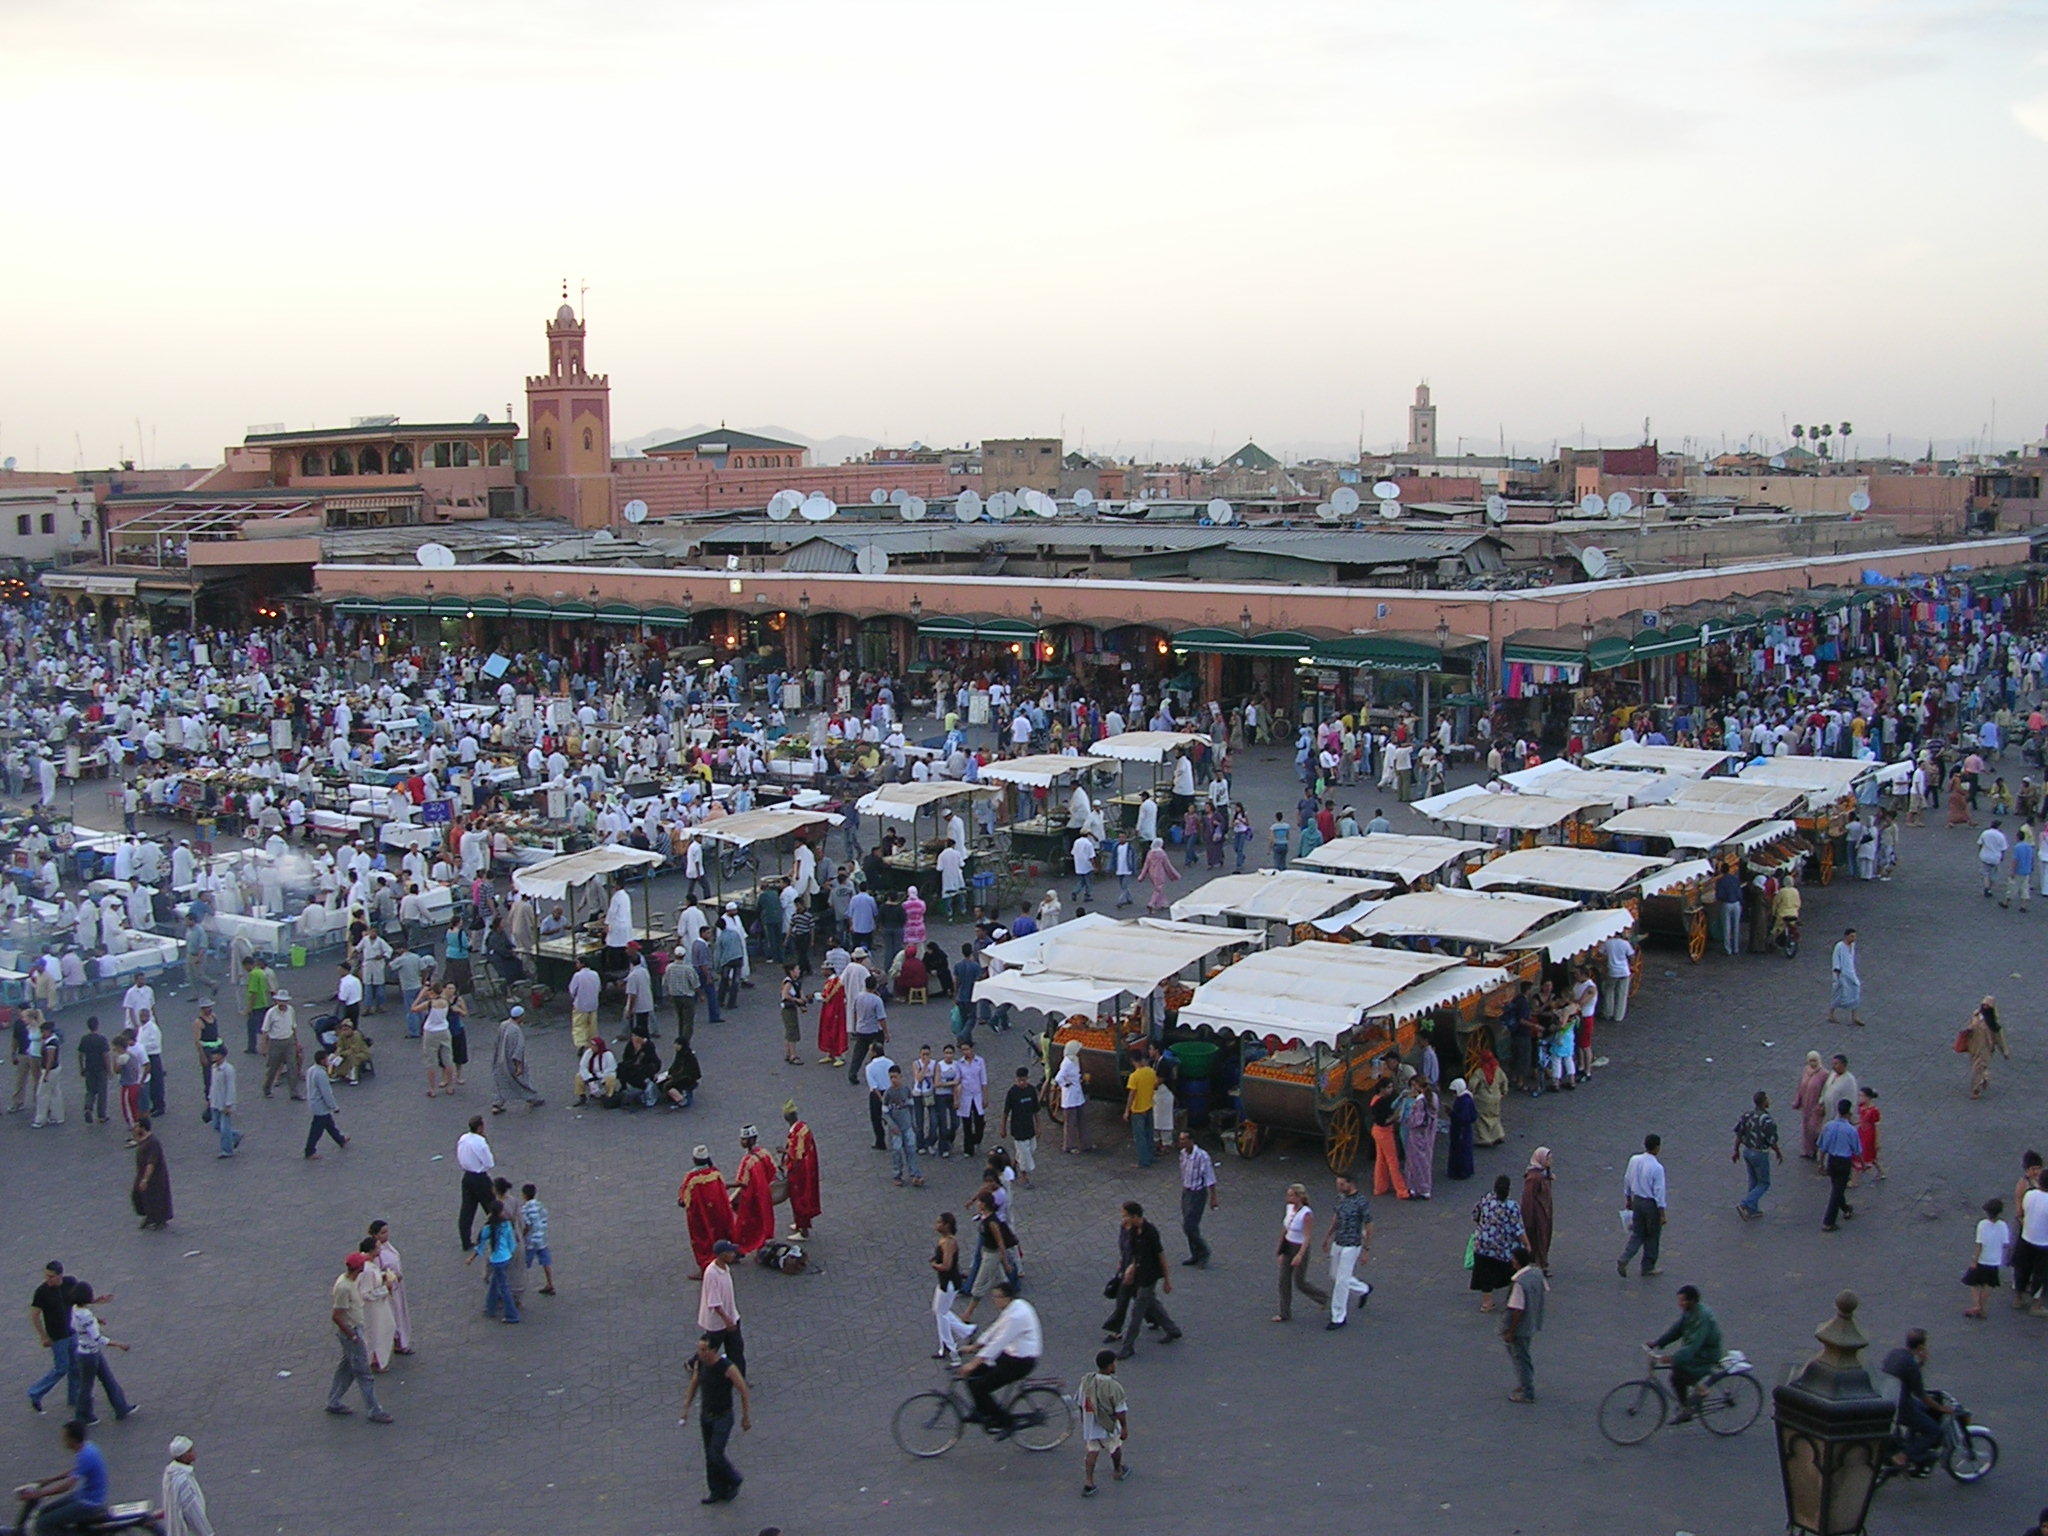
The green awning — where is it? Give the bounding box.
[1629,625,1701,660]
[641,605,692,628]
[1587,636,1636,671]
[1172,627,1316,658]
[916,616,977,640]
[1758,607,1787,623]
[462,597,509,617]
[1502,639,1584,667]
[980,617,1039,640]
[594,601,642,625]
[1307,634,1445,672]
[509,597,552,618]
[1818,596,1849,615]
[372,595,426,614]
[426,597,473,617]
[549,600,595,621]
[916,615,1036,642]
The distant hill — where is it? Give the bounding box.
[614,423,881,466]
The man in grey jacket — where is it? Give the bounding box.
[303,1051,350,1159]
[206,1045,242,1158]
[490,1006,545,1113]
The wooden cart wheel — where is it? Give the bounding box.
[1235,1119,1262,1159]
[1042,1092,1064,1127]
[1685,908,1708,964]
[1628,955,1644,999]
[1818,842,1836,885]
[1325,1101,1362,1174]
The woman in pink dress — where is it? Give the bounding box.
[901,886,928,952]
[1402,1083,1438,1199]
[368,1219,414,1356]
[1792,1051,1828,1160]
[1140,840,1182,911]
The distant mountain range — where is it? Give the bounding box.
[615,424,887,466]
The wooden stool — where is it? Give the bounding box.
[906,987,928,1005]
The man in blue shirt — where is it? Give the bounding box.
[1713,868,1743,955]
[17,1419,107,1532]
[1816,1099,1862,1232]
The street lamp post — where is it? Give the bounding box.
[1772,1291,1896,1536]
[1239,606,1253,638]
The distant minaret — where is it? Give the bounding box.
[1407,383,1438,457]
[523,283,613,528]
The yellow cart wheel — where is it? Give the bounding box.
[1686,909,1708,964]
[1818,842,1836,885]
[1325,1101,1362,1174]
[1235,1119,1262,1159]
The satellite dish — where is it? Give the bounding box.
[798,494,837,522]
[869,488,888,505]
[954,489,982,522]
[591,528,614,543]
[726,554,741,571]
[1580,493,1607,518]
[1652,490,1671,508]
[1378,500,1403,521]
[415,543,456,569]
[1128,499,1149,514]
[1027,491,1058,519]
[1073,488,1095,508]
[1,457,14,472]
[766,493,794,522]
[1608,491,1634,517]
[1331,486,1362,516]
[1579,546,1611,579]
[855,545,889,576]
[1484,494,1507,524]
[622,498,649,525]
[889,487,909,505]
[987,491,1016,521]
[1848,490,1872,513]
[1372,480,1401,500]
[1315,502,1340,522]
[900,496,927,522]
[1210,500,1235,525]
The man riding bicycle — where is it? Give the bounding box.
[958,1281,1040,1439]
[1769,876,1802,942]
[1647,1284,1724,1421]
[1880,1328,1950,1471]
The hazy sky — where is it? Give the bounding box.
[3,0,2044,469]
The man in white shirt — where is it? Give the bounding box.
[121,980,156,1033]
[1978,820,2010,898]
[1135,793,1158,845]
[1826,929,1863,1028]
[456,1114,496,1249]
[1598,934,1636,1023]
[135,1010,167,1116]
[1070,833,1096,904]
[335,962,364,1025]
[567,960,600,1051]
[961,1282,1040,1435]
[604,880,636,962]
[1617,1133,1667,1278]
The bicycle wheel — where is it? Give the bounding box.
[1597,1379,1668,1446]
[1007,1386,1072,1452]
[1698,1372,1763,1437]
[1946,1427,1998,1483]
[891,1391,964,1458]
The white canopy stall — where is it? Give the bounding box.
[1498,761,1684,809]
[1346,888,1579,949]
[693,805,844,904]
[1091,731,1210,833]
[977,754,1113,858]
[1413,788,1612,844]
[1296,833,1494,891]
[514,844,666,970]
[854,781,1001,892]
[1169,869,1393,942]
[1585,744,1738,777]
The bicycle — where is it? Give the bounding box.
[1597,1347,1763,1446]
[891,1367,1072,1458]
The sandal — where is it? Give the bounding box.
[1478,1301,1496,1314]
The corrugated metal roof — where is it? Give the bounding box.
[695,523,1498,561]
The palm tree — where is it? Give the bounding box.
[1791,424,1806,450]
[1839,421,1853,461]
[1816,423,1834,460]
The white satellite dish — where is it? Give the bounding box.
[1073,488,1095,509]
[1372,480,1401,500]
[766,493,794,522]
[1848,490,1872,513]
[1028,490,1058,519]
[987,490,1016,521]
[1652,491,1671,509]
[869,488,888,505]
[1314,502,1340,522]
[1485,494,1508,524]
[855,545,889,576]
[1331,486,1362,516]
[1378,500,1403,521]
[1580,493,1607,518]
[1206,497,1233,524]
[901,495,927,522]
[415,542,456,569]
[798,494,837,522]
[623,498,649,525]
[889,487,909,506]
[1608,491,1634,517]
[1579,546,1611,579]
[954,489,983,522]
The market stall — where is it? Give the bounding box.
[690,805,841,909]
[1295,833,1495,892]
[1467,846,1716,960]
[514,844,665,982]
[1412,788,1613,849]
[1497,761,1685,811]
[852,781,1000,894]
[1584,744,1738,778]
[1168,868,1392,945]
[1090,730,1210,830]
[976,754,1112,865]
[1734,758,1878,885]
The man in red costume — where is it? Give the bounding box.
[677,1145,734,1279]
[730,1125,777,1255]
[781,1100,821,1240]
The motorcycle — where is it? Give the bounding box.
[1872,1391,1997,1488]
[1773,914,1800,959]
[1,1490,163,1535]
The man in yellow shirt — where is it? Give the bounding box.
[1123,1050,1160,1169]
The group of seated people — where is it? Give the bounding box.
[576,1024,700,1111]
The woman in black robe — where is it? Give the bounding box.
[131,1117,173,1229]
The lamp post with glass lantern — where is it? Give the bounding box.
[1772,1290,1896,1536]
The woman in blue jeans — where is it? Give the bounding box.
[468,1202,520,1323]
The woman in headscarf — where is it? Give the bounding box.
[1471,1048,1507,1148]
[131,1116,173,1229]
[1055,1038,1088,1152]
[356,1235,398,1370]
[1140,839,1181,912]
[1946,769,1974,827]
[369,1219,413,1355]
[815,965,848,1067]
[1963,997,2008,1100]
[1445,1078,1477,1181]
[1403,1081,1439,1200]
[1792,1049,1828,1158]
[1521,1147,1555,1274]
[901,885,928,952]
[1468,1172,1526,1312]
